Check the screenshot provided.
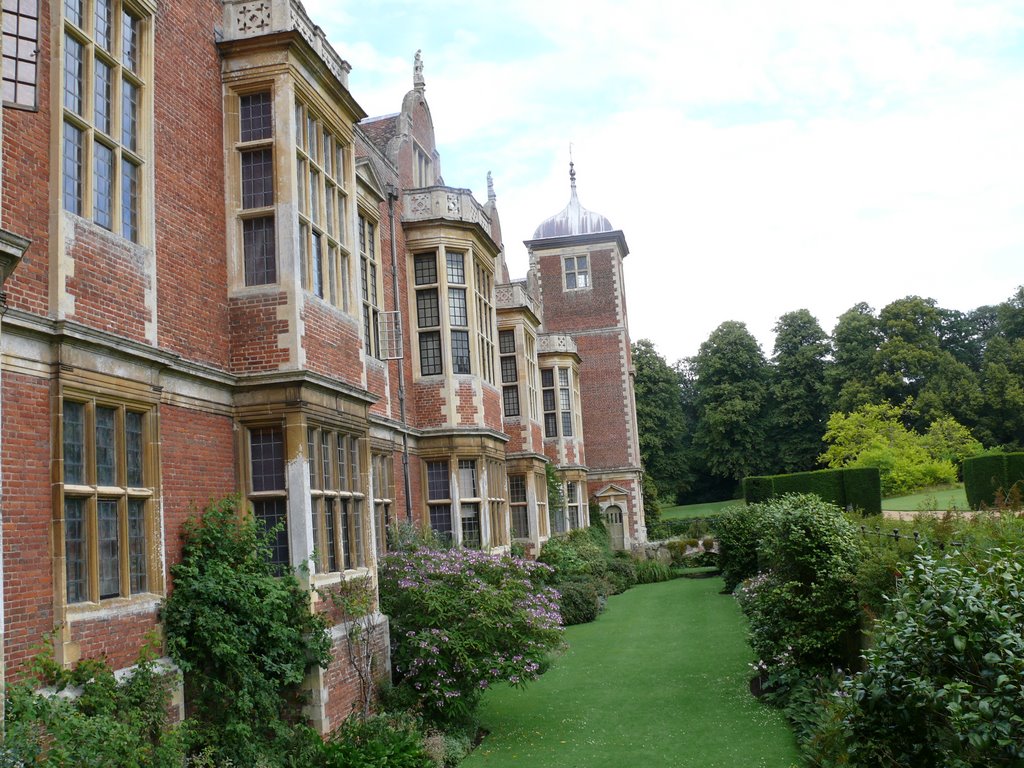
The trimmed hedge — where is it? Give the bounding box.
[741,468,881,515]
[963,452,1024,510]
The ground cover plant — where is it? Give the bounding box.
[462,577,799,767]
[2,643,185,767]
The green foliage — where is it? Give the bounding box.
[378,546,563,728]
[543,462,566,533]
[692,321,771,483]
[3,644,185,767]
[820,402,961,496]
[633,558,671,584]
[713,504,765,592]
[734,495,859,671]
[604,557,638,593]
[825,551,1024,767]
[557,579,602,625]
[742,468,883,515]
[768,309,832,474]
[161,496,331,765]
[633,339,694,501]
[318,713,435,768]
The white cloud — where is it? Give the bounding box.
[301,0,1024,361]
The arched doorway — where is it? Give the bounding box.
[604,505,625,550]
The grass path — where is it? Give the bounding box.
[463,577,799,768]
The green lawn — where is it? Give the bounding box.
[881,484,969,512]
[660,484,970,519]
[660,499,742,520]
[463,577,799,768]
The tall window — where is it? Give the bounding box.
[475,261,495,383]
[566,481,583,529]
[413,248,494,378]
[359,214,381,358]
[296,102,349,307]
[3,0,39,108]
[237,91,276,285]
[426,460,452,543]
[563,254,589,290]
[448,253,470,374]
[415,252,442,375]
[486,459,506,547]
[458,459,480,549]
[249,425,288,570]
[62,397,154,604]
[307,427,365,573]
[509,474,529,539]
[372,452,393,558]
[525,332,539,420]
[542,366,575,438]
[61,0,148,241]
[499,329,519,417]
[535,472,548,538]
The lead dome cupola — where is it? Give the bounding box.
[532,162,613,239]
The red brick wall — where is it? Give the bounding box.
[160,405,237,578]
[2,373,54,678]
[411,380,445,429]
[321,619,389,728]
[229,293,291,372]
[2,0,51,317]
[70,608,160,671]
[153,0,230,367]
[575,332,631,470]
[537,248,619,333]
[63,221,152,342]
[301,301,365,388]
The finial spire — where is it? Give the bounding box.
[413,50,425,90]
[569,142,576,191]
[487,171,495,202]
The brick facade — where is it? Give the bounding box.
[0,0,644,733]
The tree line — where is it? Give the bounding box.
[634,287,1024,504]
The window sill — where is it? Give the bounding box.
[65,593,162,622]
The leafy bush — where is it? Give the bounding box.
[379,547,563,727]
[3,645,185,767]
[604,558,637,594]
[634,559,672,584]
[714,504,766,591]
[735,495,860,672]
[824,550,1024,767]
[318,713,434,768]
[557,579,601,625]
[161,496,331,765]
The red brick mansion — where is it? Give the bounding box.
[0,0,644,726]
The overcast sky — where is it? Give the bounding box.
[302,0,1024,364]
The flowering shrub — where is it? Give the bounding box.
[379,546,564,727]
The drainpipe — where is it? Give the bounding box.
[385,185,413,521]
